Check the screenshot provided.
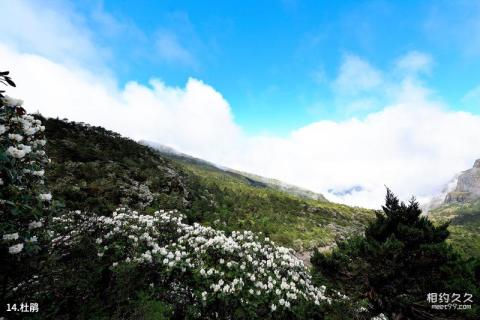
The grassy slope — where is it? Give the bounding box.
[44,117,375,250]
[168,156,374,250]
[429,201,480,258]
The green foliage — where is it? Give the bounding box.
[133,292,174,320]
[44,117,198,215]
[166,158,374,250]
[42,117,375,250]
[31,208,335,319]
[312,189,480,319]
[429,200,480,258]
[1,100,370,319]
[0,74,59,308]
[5,74,478,319]
[0,71,16,95]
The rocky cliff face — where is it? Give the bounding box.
[444,159,480,204]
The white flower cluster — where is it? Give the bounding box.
[2,233,24,254]
[58,208,332,310]
[3,232,19,240]
[1,104,51,255]
[29,221,43,229]
[8,243,24,254]
[2,113,46,162]
[1,107,49,187]
[1,95,24,107]
[119,179,154,209]
[38,193,52,202]
[8,133,23,142]
[10,114,45,136]
[6,144,31,158]
[51,210,95,249]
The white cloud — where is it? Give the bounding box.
[3,43,480,209]
[395,51,433,75]
[2,2,480,210]
[463,85,480,105]
[233,86,479,208]
[0,44,240,165]
[155,30,196,67]
[330,54,385,114]
[333,54,383,95]
[0,0,105,68]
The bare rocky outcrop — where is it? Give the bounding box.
[444,159,480,204]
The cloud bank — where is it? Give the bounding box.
[2,1,480,209]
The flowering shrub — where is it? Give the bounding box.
[49,208,333,318]
[0,72,55,303]
[119,178,154,209]
[1,96,49,250]
[0,71,354,318]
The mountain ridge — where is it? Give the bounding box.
[140,140,328,202]
[42,117,374,252]
[428,159,480,258]
[42,118,479,257]
[444,159,480,204]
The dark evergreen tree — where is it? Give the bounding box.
[311,188,480,319]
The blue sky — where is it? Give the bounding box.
[65,0,480,135]
[2,0,480,208]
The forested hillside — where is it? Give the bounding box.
[429,201,480,258]
[44,117,374,251]
[2,106,478,319]
[427,160,480,258]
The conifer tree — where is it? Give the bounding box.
[312,188,480,319]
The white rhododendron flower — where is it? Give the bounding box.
[38,193,52,201]
[32,170,45,177]
[53,208,333,311]
[1,95,23,107]
[26,236,38,243]
[28,221,43,229]
[24,127,37,135]
[3,232,19,241]
[19,144,32,152]
[8,133,23,142]
[34,139,47,147]
[2,105,51,276]
[6,146,27,158]
[8,243,24,254]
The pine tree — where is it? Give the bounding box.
[312,188,480,319]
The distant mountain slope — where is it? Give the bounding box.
[429,201,480,258]
[445,159,480,203]
[421,175,459,212]
[44,117,374,251]
[428,159,480,258]
[141,140,328,202]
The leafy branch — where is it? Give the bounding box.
[0,71,16,98]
